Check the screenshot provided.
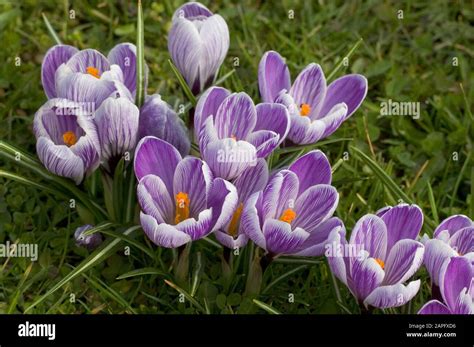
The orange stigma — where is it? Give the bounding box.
[228,203,243,237]
[86,66,100,79]
[375,258,385,269]
[230,134,237,141]
[175,192,190,224]
[300,103,311,116]
[62,131,77,147]
[279,208,296,224]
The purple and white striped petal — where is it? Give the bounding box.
[261,170,299,220]
[108,43,138,96]
[258,51,291,103]
[41,45,78,98]
[175,209,213,240]
[293,185,339,233]
[94,97,139,170]
[203,138,257,180]
[139,94,191,157]
[287,112,326,145]
[65,49,110,75]
[382,239,424,285]
[263,219,309,255]
[319,102,349,139]
[440,257,473,312]
[289,150,332,194]
[434,215,472,238]
[349,214,388,261]
[233,158,269,203]
[207,177,238,231]
[134,136,182,194]
[449,226,474,256]
[295,217,345,257]
[290,63,326,119]
[254,102,290,147]
[247,130,279,158]
[453,288,474,314]
[137,174,174,224]
[214,93,256,140]
[326,227,350,285]
[36,137,85,184]
[194,86,230,141]
[376,204,423,250]
[424,238,457,286]
[140,212,191,248]
[418,300,451,314]
[363,280,421,309]
[173,157,213,218]
[241,192,266,249]
[348,251,385,302]
[319,74,367,120]
[214,231,248,249]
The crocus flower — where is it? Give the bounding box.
[138,94,191,157]
[134,136,237,248]
[258,50,367,145]
[94,96,140,173]
[327,204,424,309]
[41,43,140,109]
[423,215,473,287]
[194,86,290,180]
[419,256,473,314]
[74,224,103,250]
[168,2,229,94]
[240,150,344,257]
[33,98,100,184]
[214,159,269,249]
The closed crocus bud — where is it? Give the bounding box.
[33,98,101,184]
[138,94,191,157]
[74,225,103,250]
[94,96,140,173]
[168,2,229,94]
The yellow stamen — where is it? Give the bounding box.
[175,192,190,224]
[300,103,311,116]
[86,66,101,79]
[279,208,296,224]
[375,258,385,269]
[62,131,77,147]
[228,203,243,237]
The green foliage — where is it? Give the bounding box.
[0,0,472,314]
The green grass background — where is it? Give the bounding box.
[0,0,472,314]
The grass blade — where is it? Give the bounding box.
[426,181,439,225]
[262,265,307,294]
[164,279,205,313]
[326,37,363,81]
[25,225,141,313]
[42,13,62,45]
[117,268,167,280]
[135,0,145,107]
[168,59,197,106]
[276,138,353,155]
[252,299,281,314]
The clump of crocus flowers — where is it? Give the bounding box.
[25,1,472,315]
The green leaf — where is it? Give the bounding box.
[326,37,363,81]
[164,279,206,313]
[168,59,197,106]
[351,146,412,203]
[252,299,281,314]
[275,138,353,155]
[41,13,62,45]
[135,0,145,107]
[262,265,307,294]
[24,225,141,313]
[113,158,125,222]
[116,267,167,280]
[426,181,439,226]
